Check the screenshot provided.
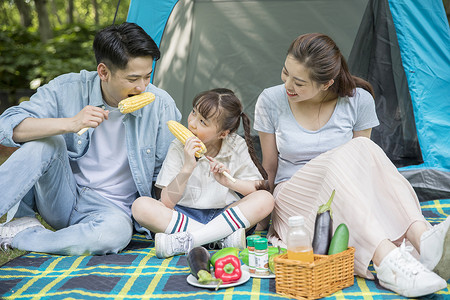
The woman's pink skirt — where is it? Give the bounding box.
[267,137,428,279]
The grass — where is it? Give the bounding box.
[0,214,28,266]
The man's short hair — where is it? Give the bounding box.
[93,22,160,71]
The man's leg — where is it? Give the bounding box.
[13,186,133,255]
[1,136,78,251]
[0,135,77,226]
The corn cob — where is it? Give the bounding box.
[77,92,155,135]
[167,120,236,182]
[167,120,207,158]
[118,92,155,113]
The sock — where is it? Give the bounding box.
[190,206,250,247]
[164,210,203,234]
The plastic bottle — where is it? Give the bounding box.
[287,215,314,262]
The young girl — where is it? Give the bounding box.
[132,88,274,258]
[254,33,449,298]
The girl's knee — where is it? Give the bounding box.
[250,190,275,214]
[131,196,158,221]
[258,190,275,206]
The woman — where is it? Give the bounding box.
[254,33,448,298]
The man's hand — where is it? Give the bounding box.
[73,106,109,133]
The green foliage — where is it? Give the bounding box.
[0,0,132,106]
[0,24,98,98]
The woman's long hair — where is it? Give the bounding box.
[287,33,374,98]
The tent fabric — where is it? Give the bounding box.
[127,0,179,81]
[388,0,450,171]
[388,0,450,200]
[348,0,422,168]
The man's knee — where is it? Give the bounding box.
[21,135,67,160]
[85,216,133,255]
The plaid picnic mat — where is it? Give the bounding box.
[1,199,449,300]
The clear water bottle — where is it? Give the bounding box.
[287,215,314,262]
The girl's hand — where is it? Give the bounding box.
[182,136,203,171]
[206,156,232,186]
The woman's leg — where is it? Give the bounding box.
[372,238,447,298]
[410,216,450,279]
[268,137,429,279]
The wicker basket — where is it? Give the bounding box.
[274,247,355,300]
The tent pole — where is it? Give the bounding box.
[113,0,121,25]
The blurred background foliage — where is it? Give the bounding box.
[0,0,131,108]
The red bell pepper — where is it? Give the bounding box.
[214,254,242,283]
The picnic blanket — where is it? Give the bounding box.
[0,199,449,300]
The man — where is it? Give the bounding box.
[0,22,181,255]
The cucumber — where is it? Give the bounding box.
[327,223,349,255]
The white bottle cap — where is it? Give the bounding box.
[288,215,305,226]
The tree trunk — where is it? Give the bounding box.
[14,0,33,27]
[51,0,62,26]
[67,0,74,24]
[92,0,99,25]
[34,0,53,43]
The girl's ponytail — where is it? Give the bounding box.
[241,113,269,191]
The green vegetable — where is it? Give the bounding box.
[268,246,287,273]
[239,248,249,265]
[239,246,286,266]
[211,247,239,266]
[328,223,349,255]
[312,190,335,255]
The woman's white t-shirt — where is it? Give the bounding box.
[254,84,379,184]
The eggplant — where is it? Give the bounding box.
[187,246,220,285]
[312,190,335,255]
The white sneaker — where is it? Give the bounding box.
[155,231,193,259]
[204,228,246,250]
[0,216,44,249]
[374,240,447,298]
[420,216,450,279]
[222,228,246,250]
